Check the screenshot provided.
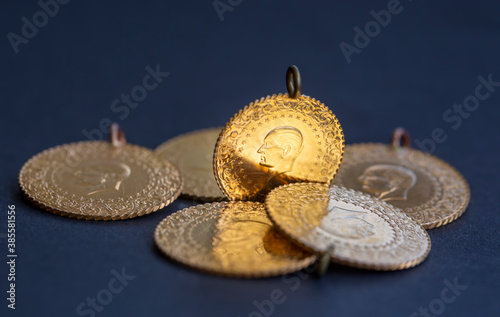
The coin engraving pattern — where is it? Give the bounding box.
[155,128,224,200]
[257,126,303,170]
[19,141,183,220]
[154,202,316,278]
[73,159,132,196]
[266,183,431,270]
[333,144,470,229]
[214,93,344,201]
[358,164,417,202]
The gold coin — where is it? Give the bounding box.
[19,139,183,220]
[214,66,344,201]
[332,142,470,229]
[154,201,316,278]
[266,183,431,270]
[155,128,225,201]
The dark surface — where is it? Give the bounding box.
[0,0,499,316]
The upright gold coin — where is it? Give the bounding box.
[19,137,183,220]
[154,201,316,278]
[155,128,225,201]
[214,66,344,201]
[266,183,431,270]
[332,135,470,229]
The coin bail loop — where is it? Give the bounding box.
[315,244,334,277]
[286,65,302,99]
[110,123,126,147]
[391,127,411,149]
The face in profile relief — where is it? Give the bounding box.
[73,160,131,195]
[358,164,417,202]
[212,218,271,260]
[319,206,375,239]
[257,126,303,174]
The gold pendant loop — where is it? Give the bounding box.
[286,65,301,98]
[391,127,411,149]
[110,123,126,147]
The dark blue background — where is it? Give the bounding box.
[1,0,499,316]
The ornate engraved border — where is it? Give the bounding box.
[266,183,431,270]
[154,202,316,278]
[155,127,225,200]
[214,93,344,201]
[333,143,470,229]
[19,141,183,220]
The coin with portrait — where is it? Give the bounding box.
[332,141,470,229]
[71,159,133,196]
[154,201,316,277]
[266,183,431,270]
[19,126,183,220]
[214,66,344,201]
[155,127,225,201]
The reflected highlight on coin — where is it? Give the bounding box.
[155,128,225,201]
[214,93,344,201]
[214,66,344,201]
[266,183,431,270]
[154,202,316,278]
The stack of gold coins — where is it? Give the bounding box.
[19,66,470,278]
[151,66,469,278]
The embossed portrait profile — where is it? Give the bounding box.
[358,164,417,202]
[257,126,303,174]
[73,160,131,196]
[212,219,270,256]
[319,206,375,239]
